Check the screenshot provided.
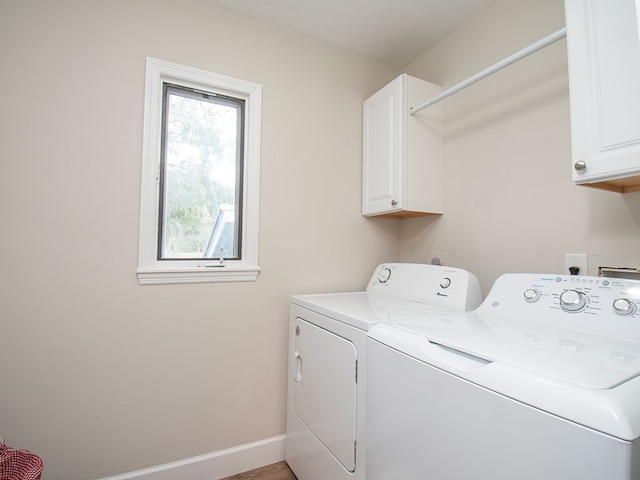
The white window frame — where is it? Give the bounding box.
[137,57,261,285]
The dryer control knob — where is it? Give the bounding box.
[523,289,540,303]
[613,298,636,316]
[378,267,392,284]
[560,289,587,313]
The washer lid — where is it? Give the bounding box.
[369,314,640,440]
[391,313,640,390]
[291,292,450,331]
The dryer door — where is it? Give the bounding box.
[292,317,357,472]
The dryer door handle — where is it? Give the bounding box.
[294,351,303,382]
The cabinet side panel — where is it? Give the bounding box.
[406,76,443,214]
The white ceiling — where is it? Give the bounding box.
[206,0,497,68]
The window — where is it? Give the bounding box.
[138,58,261,285]
[159,84,243,261]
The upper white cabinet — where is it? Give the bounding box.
[565,0,640,193]
[362,74,443,217]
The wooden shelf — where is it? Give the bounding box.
[579,175,640,194]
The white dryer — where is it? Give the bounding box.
[285,263,482,480]
[367,273,640,480]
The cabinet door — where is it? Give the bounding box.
[566,0,640,190]
[362,76,404,215]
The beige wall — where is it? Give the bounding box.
[402,0,640,294]
[0,1,399,478]
[3,0,640,478]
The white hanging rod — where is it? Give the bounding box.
[410,27,567,115]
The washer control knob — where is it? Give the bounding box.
[560,289,587,313]
[440,277,451,289]
[378,267,392,284]
[613,298,636,316]
[523,289,540,303]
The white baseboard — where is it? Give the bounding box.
[98,434,287,480]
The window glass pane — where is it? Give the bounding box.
[159,84,243,260]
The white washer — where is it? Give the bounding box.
[285,263,482,480]
[367,273,640,480]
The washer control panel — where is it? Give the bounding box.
[479,274,640,341]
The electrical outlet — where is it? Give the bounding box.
[565,253,588,276]
[433,253,448,266]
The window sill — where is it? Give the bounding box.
[137,266,260,285]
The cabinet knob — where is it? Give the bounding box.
[391,199,398,206]
[574,161,587,171]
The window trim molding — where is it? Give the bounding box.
[137,57,261,285]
